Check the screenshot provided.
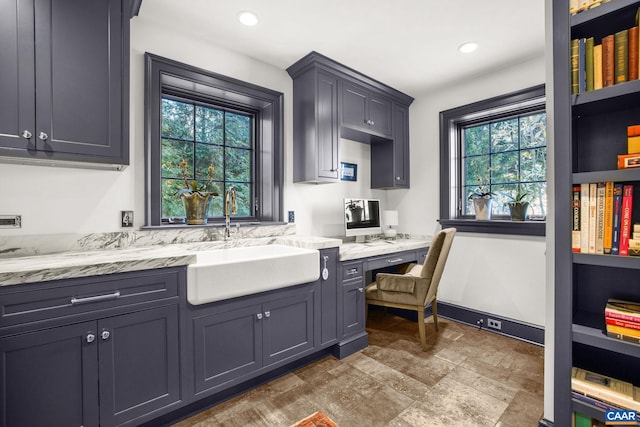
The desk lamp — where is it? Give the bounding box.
[382,210,398,239]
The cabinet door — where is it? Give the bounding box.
[0,0,35,151]
[341,279,366,338]
[192,303,262,393]
[98,305,181,427]
[368,95,393,137]
[341,81,369,132]
[34,0,127,163]
[319,248,339,347]
[392,104,410,187]
[262,290,315,366]
[317,71,340,179]
[0,322,99,427]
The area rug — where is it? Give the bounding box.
[290,411,338,427]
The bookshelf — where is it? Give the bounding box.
[553,1,640,425]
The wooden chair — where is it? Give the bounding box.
[365,228,456,350]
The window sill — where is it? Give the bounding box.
[438,219,545,236]
[141,221,287,230]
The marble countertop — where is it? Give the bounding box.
[339,238,431,261]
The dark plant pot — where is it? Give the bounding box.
[508,202,529,221]
[181,192,214,225]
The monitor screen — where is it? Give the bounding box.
[344,198,381,239]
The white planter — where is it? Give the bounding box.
[473,197,493,220]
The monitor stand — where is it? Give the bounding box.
[355,235,366,243]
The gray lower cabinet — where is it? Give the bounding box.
[340,260,366,338]
[0,268,184,427]
[0,0,129,165]
[319,247,339,347]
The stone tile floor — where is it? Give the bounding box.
[172,310,544,426]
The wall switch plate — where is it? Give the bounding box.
[288,210,295,223]
[487,318,502,330]
[0,215,21,228]
[121,211,133,228]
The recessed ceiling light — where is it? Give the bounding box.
[458,42,479,53]
[238,11,259,26]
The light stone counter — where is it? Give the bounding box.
[339,238,432,261]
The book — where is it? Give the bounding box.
[628,135,640,154]
[628,125,640,137]
[604,181,614,254]
[572,391,625,411]
[615,29,629,84]
[574,411,591,427]
[635,223,640,233]
[606,317,640,331]
[570,0,579,14]
[579,38,587,92]
[603,35,615,87]
[594,44,603,89]
[629,239,640,249]
[607,330,640,345]
[589,183,598,254]
[573,185,581,253]
[571,367,640,411]
[612,183,623,255]
[581,183,591,254]
[620,185,634,256]
[572,39,580,94]
[586,37,595,91]
[596,182,605,254]
[630,26,639,81]
[618,153,640,169]
[606,324,640,338]
[606,299,640,323]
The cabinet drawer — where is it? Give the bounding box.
[341,261,364,281]
[366,251,416,271]
[0,268,181,329]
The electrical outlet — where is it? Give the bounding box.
[487,318,502,330]
[288,210,295,223]
[121,211,133,228]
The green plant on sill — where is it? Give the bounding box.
[504,184,531,206]
[467,168,494,199]
[176,159,220,197]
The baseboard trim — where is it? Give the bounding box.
[331,331,368,359]
[388,301,544,346]
[538,417,554,427]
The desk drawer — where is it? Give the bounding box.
[341,261,364,281]
[366,251,416,271]
[0,268,181,329]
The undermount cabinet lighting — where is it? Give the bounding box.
[458,42,479,53]
[238,11,259,26]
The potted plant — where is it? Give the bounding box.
[504,185,531,221]
[468,171,494,220]
[177,160,219,225]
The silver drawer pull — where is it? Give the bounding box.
[86,333,96,343]
[71,291,120,305]
[346,268,359,275]
[101,330,110,340]
[358,287,364,293]
[387,258,404,263]
[256,313,263,320]
[265,311,270,318]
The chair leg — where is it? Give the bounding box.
[418,306,427,351]
[432,300,439,332]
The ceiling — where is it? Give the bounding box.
[137,0,546,96]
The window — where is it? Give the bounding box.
[144,53,284,227]
[439,85,546,236]
[160,97,255,219]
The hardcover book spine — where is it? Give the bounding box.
[594,44,603,89]
[571,391,624,412]
[630,26,639,80]
[605,317,640,331]
[573,185,581,253]
[603,35,615,87]
[606,324,640,338]
[581,183,591,254]
[596,182,606,254]
[605,310,640,324]
[606,330,640,345]
[571,39,580,94]
[579,38,587,92]
[604,181,614,254]
[589,183,597,254]
[612,183,623,255]
[620,185,634,256]
[586,37,595,91]
[615,29,629,84]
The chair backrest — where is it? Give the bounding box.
[420,228,456,305]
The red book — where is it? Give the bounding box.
[605,317,640,331]
[606,308,640,323]
[572,185,581,253]
[620,185,634,256]
[630,26,639,80]
[602,35,615,87]
[628,124,640,137]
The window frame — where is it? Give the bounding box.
[144,53,284,227]
[438,84,546,236]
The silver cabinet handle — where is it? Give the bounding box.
[38,132,48,140]
[264,311,271,318]
[370,120,375,126]
[256,313,263,320]
[86,333,96,343]
[22,130,32,139]
[71,291,120,305]
[387,258,404,263]
[101,330,110,340]
[358,287,364,293]
[396,176,401,181]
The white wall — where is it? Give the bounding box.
[391,54,547,327]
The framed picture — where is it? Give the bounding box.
[340,162,357,181]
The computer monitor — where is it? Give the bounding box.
[344,198,381,242]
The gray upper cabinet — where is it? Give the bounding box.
[287,51,413,187]
[0,0,129,166]
[340,80,393,139]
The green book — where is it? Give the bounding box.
[571,39,580,94]
[574,411,591,427]
[615,29,629,84]
[586,37,595,91]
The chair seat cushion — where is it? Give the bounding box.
[376,273,416,293]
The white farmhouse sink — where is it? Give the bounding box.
[187,244,320,305]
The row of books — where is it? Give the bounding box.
[571,183,636,256]
[572,367,640,411]
[570,0,613,15]
[606,298,640,344]
[571,23,639,94]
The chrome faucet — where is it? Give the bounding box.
[224,187,237,239]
